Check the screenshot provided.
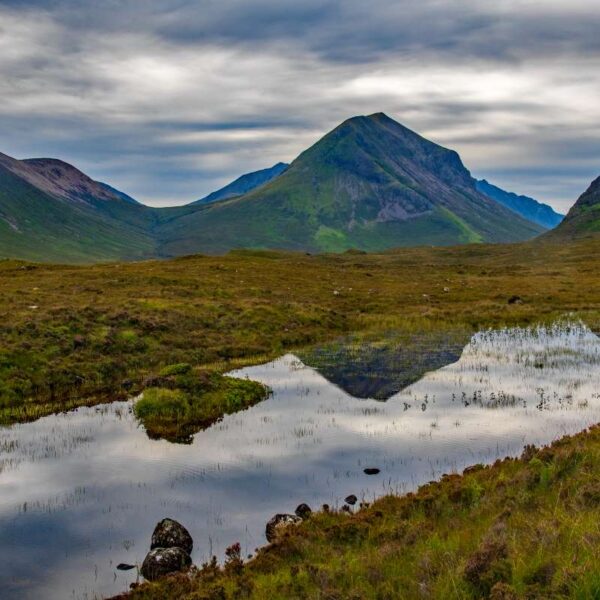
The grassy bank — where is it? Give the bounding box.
[113,424,600,600]
[0,239,599,428]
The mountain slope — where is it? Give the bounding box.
[476,179,563,230]
[0,154,157,263]
[545,175,600,239]
[192,162,288,205]
[158,113,543,255]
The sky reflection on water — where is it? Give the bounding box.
[0,322,599,599]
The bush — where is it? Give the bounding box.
[159,363,192,377]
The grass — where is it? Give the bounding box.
[112,424,600,600]
[134,371,268,443]
[0,238,599,429]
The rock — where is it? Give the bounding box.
[295,503,312,519]
[265,513,302,543]
[116,563,136,571]
[140,547,191,581]
[150,518,193,555]
[73,334,86,349]
[364,468,380,475]
[121,379,134,391]
[344,494,358,506]
[507,295,522,305]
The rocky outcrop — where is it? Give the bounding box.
[295,503,312,519]
[141,547,192,581]
[265,514,302,543]
[150,518,193,554]
[140,518,194,581]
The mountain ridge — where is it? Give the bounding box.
[0,113,549,262]
[192,162,289,205]
[475,179,563,229]
[546,175,600,239]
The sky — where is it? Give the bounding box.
[1,1,599,211]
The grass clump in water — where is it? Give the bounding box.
[134,372,268,443]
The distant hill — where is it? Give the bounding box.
[159,113,543,255]
[0,153,156,263]
[193,163,288,205]
[476,179,563,230]
[545,175,600,239]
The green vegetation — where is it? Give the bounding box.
[548,176,600,239]
[114,424,600,600]
[135,371,268,443]
[0,238,599,429]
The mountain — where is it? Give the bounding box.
[0,114,547,263]
[96,182,140,205]
[159,113,543,255]
[0,153,156,263]
[476,179,563,230]
[192,163,289,205]
[546,175,600,239]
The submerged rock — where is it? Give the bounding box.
[364,468,380,475]
[295,503,312,519]
[265,513,302,543]
[344,494,358,506]
[116,563,136,571]
[141,547,191,581]
[150,518,193,555]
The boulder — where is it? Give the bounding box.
[265,513,302,543]
[141,547,191,581]
[295,503,312,519]
[150,518,193,555]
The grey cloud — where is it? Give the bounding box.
[0,1,599,208]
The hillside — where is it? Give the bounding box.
[0,153,157,263]
[546,175,600,238]
[159,113,543,255]
[476,179,563,229]
[192,163,289,205]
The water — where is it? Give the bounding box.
[1,322,599,599]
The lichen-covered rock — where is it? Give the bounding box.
[295,503,312,519]
[141,547,191,581]
[265,513,302,543]
[150,518,193,554]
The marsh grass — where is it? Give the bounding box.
[0,239,599,427]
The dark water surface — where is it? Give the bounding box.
[1,322,599,599]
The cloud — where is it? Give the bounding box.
[0,1,599,209]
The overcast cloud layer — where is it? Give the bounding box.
[1,0,599,211]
